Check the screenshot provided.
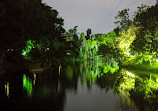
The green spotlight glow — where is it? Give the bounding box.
[23,75,33,97]
[115,27,137,56]
[21,40,35,59]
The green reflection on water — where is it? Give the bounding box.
[66,65,73,80]
[103,64,119,74]
[59,65,62,76]
[23,75,33,97]
[64,56,120,86]
[111,69,136,107]
[131,77,158,101]
[118,69,158,103]
[118,69,136,91]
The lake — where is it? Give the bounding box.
[0,61,158,111]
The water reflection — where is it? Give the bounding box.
[63,63,138,111]
[78,56,119,86]
[1,61,158,111]
[117,69,136,110]
[96,69,137,108]
[118,69,136,91]
[4,81,9,97]
[33,73,36,86]
[23,75,33,97]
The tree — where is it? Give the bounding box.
[114,4,158,64]
[64,26,79,41]
[114,27,137,56]
[63,26,81,57]
[132,5,158,54]
[0,0,66,60]
[0,0,65,52]
[115,9,133,31]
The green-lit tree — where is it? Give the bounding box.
[113,4,158,64]
[132,5,158,53]
[114,27,137,57]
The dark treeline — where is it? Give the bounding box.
[0,0,68,72]
[0,0,65,56]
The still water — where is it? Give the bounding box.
[0,62,157,111]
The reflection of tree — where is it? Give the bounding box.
[97,67,158,111]
[96,69,137,110]
[59,64,79,91]
[61,55,119,89]
[25,69,65,111]
[2,62,158,111]
[0,69,66,111]
[0,72,24,111]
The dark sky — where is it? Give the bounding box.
[42,0,156,34]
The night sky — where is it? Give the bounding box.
[42,0,156,34]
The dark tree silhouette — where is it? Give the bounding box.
[0,0,65,55]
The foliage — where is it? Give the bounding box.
[86,38,99,59]
[114,27,137,56]
[136,52,156,65]
[0,0,65,59]
[76,30,118,62]
[64,26,79,41]
[78,33,87,60]
[131,5,158,61]
[115,9,133,31]
[99,54,119,74]
[80,33,85,41]
[97,31,116,45]
[63,26,81,58]
[22,40,35,59]
[102,64,119,74]
[114,4,158,64]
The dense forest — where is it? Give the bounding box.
[1,0,158,111]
